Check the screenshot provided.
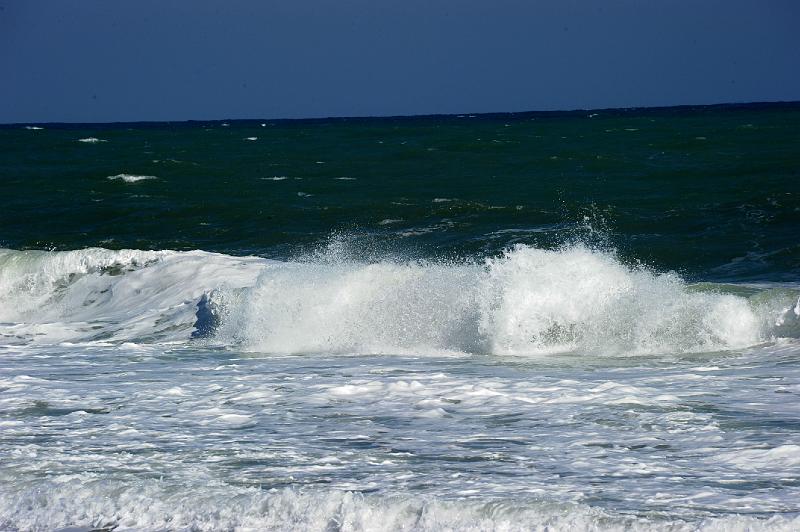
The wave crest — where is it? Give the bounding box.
[480,245,762,355]
[1,245,796,355]
[216,245,788,356]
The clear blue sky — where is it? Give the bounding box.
[2,1,799,123]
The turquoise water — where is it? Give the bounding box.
[1,103,799,531]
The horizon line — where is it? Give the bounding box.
[2,99,799,127]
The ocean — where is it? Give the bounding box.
[1,103,799,531]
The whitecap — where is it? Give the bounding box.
[106,174,158,183]
[78,137,106,143]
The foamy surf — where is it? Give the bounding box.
[2,479,798,531]
[1,338,799,531]
[0,244,796,355]
[214,244,798,356]
[1,247,798,532]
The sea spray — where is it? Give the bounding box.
[216,244,790,356]
[479,245,763,355]
[0,244,796,354]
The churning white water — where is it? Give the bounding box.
[2,244,794,354]
[1,245,799,530]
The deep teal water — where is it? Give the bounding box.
[2,102,799,281]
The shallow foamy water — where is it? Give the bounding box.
[2,341,800,530]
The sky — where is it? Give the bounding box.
[1,1,799,123]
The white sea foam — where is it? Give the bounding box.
[215,245,795,356]
[0,245,796,354]
[106,174,157,183]
[479,245,762,355]
[24,126,43,130]
[716,445,800,471]
[77,137,106,143]
[244,136,258,141]
[1,478,798,532]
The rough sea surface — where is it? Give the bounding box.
[1,103,799,530]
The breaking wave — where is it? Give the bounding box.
[0,245,797,355]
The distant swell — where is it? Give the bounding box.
[0,245,798,355]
